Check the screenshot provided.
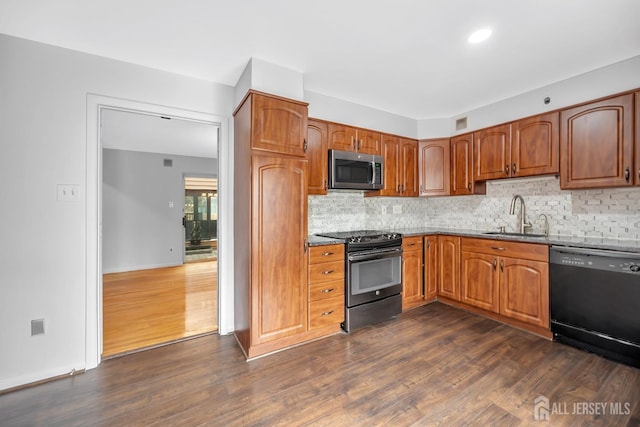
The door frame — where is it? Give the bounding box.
[86,93,231,370]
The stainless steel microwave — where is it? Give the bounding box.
[328,150,384,190]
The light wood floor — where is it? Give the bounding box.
[102,261,217,358]
[2,303,639,426]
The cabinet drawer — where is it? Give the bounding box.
[309,260,344,283]
[309,279,344,302]
[461,237,548,262]
[402,236,423,251]
[309,295,344,330]
[309,244,344,263]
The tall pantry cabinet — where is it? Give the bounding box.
[233,91,311,359]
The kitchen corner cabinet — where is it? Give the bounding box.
[307,119,329,195]
[460,238,549,328]
[250,92,308,156]
[328,123,381,155]
[437,235,460,301]
[418,138,450,196]
[378,135,418,197]
[233,91,315,359]
[424,236,438,301]
[402,236,424,310]
[560,93,634,189]
[451,133,485,195]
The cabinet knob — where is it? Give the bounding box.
[467,183,471,191]
[505,164,510,175]
[512,163,517,175]
[493,258,497,270]
[303,138,308,153]
[625,167,630,182]
[500,260,504,272]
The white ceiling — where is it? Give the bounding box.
[101,109,218,158]
[1,0,639,119]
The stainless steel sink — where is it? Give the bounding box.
[483,231,547,238]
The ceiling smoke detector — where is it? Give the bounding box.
[468,28,492,44]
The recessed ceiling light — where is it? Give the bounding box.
[468,28,492,44]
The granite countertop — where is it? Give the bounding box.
[309,227,640,253]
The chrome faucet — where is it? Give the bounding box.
[509,194,532,234]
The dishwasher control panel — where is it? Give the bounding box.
[550,247,640,275]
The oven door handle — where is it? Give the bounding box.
[348,248,402,262]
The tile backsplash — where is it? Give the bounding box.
[309,176,640,240]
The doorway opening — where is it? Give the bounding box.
[184,177,218,263]
[100,108,219,358]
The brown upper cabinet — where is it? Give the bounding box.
[474,123,512,181]
[474,113,559,182]
[636,91,640,185]
[307,119,329,195]
[378,135,418,197]
[512,112,559,177]
[418,138,450,196]
[328,123,381,155]
[250,92,308,157]
[451,133,485,195]
[560,93,634,189]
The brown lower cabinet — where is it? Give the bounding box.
[402,236,424,310]
[403,234,551,337]
[308,244,345,331]
[460,237,550,330]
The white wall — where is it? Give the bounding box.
[446,55,640,136]
[305,90,418,138]
[0,34,234,391]
[102,149,217,273]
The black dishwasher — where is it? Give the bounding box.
[550,246,640,368]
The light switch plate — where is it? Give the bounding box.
[57,184,80,201]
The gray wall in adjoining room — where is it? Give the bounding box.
[102,148,217,273]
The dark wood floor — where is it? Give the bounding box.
[2,303,639,426]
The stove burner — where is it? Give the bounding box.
[316,230,402,252]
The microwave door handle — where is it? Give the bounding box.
[369,161,375,185]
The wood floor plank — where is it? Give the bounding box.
[2,303,639,426]
[102,261,217,357]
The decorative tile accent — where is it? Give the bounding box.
[309,176,640,241]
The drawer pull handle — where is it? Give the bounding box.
[320,288,335,293]
[321,270,334,275]
[321,310,334,316]
[500,260,504,272]
[491,247,506,251]
[407,243,416,246]
[322,252,334,256]
[493,258,497,270]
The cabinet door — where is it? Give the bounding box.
[401,138,419,196]
[251,94,308,157]
[512,112,559,177]
[419,139,450,196]
[437,235,460,301]
[402,246,424,310]
[560,93,634,189]
[634,92,640,185]
[379,134,401,196]
[499,258,549,328]
[307,119,328,195]
[251,155,309,344]
[474,124,512,181]
[328,123,358,152]
[450,133,475,195]
[461,251,499,313]
[357,129,382,155]
[424,236,438,300]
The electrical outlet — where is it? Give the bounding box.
[169,247,174,253]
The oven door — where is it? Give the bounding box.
[347,248,402,307]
